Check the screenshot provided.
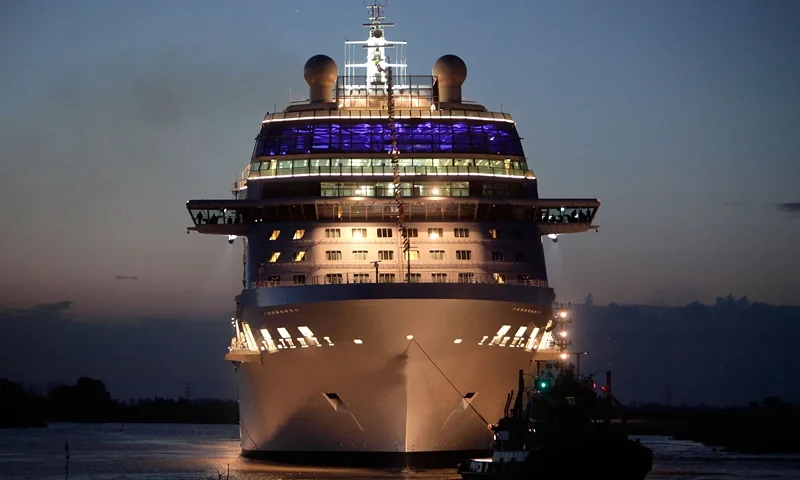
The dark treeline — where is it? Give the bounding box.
[0,377,238,428]
[621,397,800,453]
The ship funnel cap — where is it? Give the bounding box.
[304,54,338,103]
[433,54,467,103]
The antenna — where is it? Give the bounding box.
[343,0,407,93]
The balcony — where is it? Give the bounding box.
[247,164,534,181]
[250,273,547,288]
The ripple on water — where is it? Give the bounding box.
[1,426,799,480]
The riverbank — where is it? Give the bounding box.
[623,400,800,453]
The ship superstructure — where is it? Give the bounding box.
[186,2,599,467]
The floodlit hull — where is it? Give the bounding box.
[231,295,553,466]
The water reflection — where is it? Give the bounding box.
[1,424,798,480]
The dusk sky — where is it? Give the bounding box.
[1,0,798,319]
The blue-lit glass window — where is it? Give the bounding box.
[254,120,524,157]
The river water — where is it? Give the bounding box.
[1,424,799,479]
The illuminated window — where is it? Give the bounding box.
[454,228,470,238]
[326,251,342,261]
[353,339,363,344]
[406,228,419,237]
[352,228,367,239]
[429,250,445,260]
[253,120,525,158]
[378,250,394,261]
[292,274,306,285]
[379,273,396,283]
[269,230,280,240]
[456,250,472,261]
[377,228,393,238]
[268,252,281,262]
[458,273,475,283]
[431,273,448,283]
[489,229,499,239]
[353,273,370,283]
[491,251,504,261]
[494,273,506,284]
[293,229,305,239]
[325,274,343,284]
[293,251,306,262]
[453,338,463,344]
[352,250,368,261]
[403,250,420,261]
[428,228,443,239]
[325,228,341,238]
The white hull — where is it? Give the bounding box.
[231,294,551,459]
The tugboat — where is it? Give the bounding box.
[457,355,653,479]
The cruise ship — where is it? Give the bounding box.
[186,2,600,467]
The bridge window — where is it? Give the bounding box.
[491,251,504,261]
[539,206,595,224]
[352,228,367,239]
[406,273,422,283]
[378,250,394,261]
[454,228,470,238]
[325,274,343,285]
[428,228,443,239]
[320,181,475,198]
[377,228,393,238]
[292,275,306,285]
[326,251,342,261]
[352,250,368,261]
[456,250,472,261]
[406,228,419,237]
[325,228,341,238]
[430,250,445,260]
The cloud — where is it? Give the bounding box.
[1,301,73,318]
[722,201,747,207]
[776,202,800,216]
[114,275,139,281]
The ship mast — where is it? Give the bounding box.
[361,1,411,280]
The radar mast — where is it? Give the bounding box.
[344,1,407,90]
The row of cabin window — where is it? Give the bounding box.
[268,228,526,241]
[263,250,529,262]
[263,272,527,285]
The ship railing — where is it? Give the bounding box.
[250,274,548,288]
[247,165,533,180]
